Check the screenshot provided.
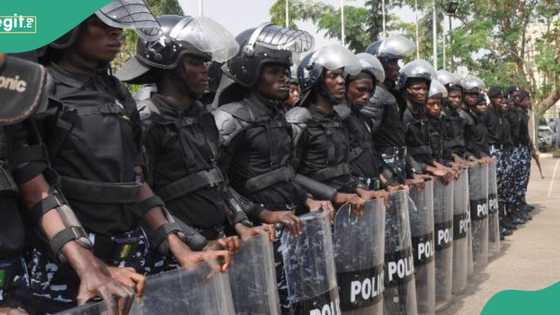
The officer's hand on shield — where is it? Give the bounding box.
[334,193,366,217]
[258,209,303,236]
[306,198,336,222]
[73,251,135,315]
[405,174,427,190]
[107,266,145,298]
[356,188,389,202]
[167,234,232,272]
[214,236,241,253]
[236,224,275,241]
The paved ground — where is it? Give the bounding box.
[438,155,560,315]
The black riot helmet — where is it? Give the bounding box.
[297,44,361,105]
[116,15,239,84]
[224,23,314,88]
[50,0,161,50]
[397,59,436,90]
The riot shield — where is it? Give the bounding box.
[452,169,470,294]
[488,160,501,256]
[134,263,235,315]
[408,179,435,315]
[334,200,386,315]
[229,234,281,315]
[433,179,454,310]
[281,211,341,314]
[469,164,489,272]
[384,190,417,315]
[55,302,107,315]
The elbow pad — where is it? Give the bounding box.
[294,174,337,201]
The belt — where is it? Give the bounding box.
[243,166,295,193]
[158,167,224,201]
[60,176,142,204]
[313,163,351,182]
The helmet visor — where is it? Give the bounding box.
[436,70,458,86]
[401,59,436,80]
[429,79,448,98]
[461,75,485,92]
[95,0,161,40]
[377,34,416,58]
[312,44,361,76]
[356,53,385,83]
[250,24,315,53]
[171,17,240,63]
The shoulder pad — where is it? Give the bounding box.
[371,85,397,106]
[285,106,311,147]
[136,99,159,124]
[333,104,351,120]
[285,106,312,124]
[213,102,252,146]
[458,109,474,126]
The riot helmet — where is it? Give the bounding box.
[366,34,415,85]
[116,15,239,84]
[297,44,361,105]
[225,23,314,88]
[354,53,385,84]
[460,75,485,94]
[429,79,448,99]
[436,70,462,92]
[366,34,416,61]
[397,59,435,90]
[50,0,161,49]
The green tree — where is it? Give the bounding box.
[160,0,184,15]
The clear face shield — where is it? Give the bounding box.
[311,44,361,77]
[247,23,315,55]
[429,79,448,98]
[401,59,437,80]
[436,70,459,87]
[169,16,240,63]
[95,0,161,40]
[461,75,485,92]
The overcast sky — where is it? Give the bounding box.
[177,0,416,48]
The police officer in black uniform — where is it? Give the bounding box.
[286,44,383,207]
[459,75,492,163]
[0,54,51,315]
[28,2,232,312]
[362,35,419,186]
[116,15,268,245]
[399,60,454,183]
[486,87,515,236]
[213,23,335,312]
[342,53,389,191]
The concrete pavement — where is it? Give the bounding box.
[438,156,560,315]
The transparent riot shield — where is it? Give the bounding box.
[334,200,386,315]
[281,211,341,314]
[134,263,235,315]
[229,234,280,315]
[469,164,489,272]
[433,179,454,311]
[55,302,107,315]
[488,160,501,256]
[384,190,417,315]
[408,179,435,315]
[452,169,470,294]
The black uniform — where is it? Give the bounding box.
[443,106,474,159]
[402,101,436,172]
[512,109,532,209]
[460,109,490,158]
[215,94,312,215]
[336,104,383,190]
[362,85,409,183]
[287,105,358,194]
[26,63,163,311]
[142,95,251,239]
